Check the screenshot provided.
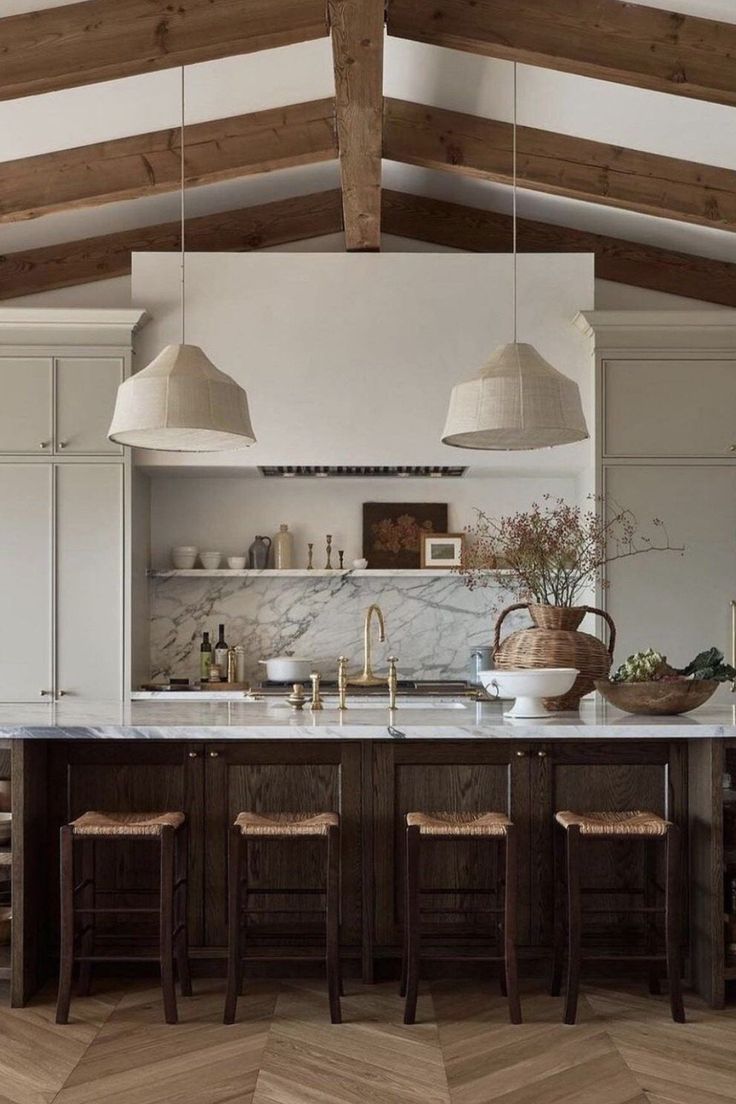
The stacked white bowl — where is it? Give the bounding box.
[172,546,198,569]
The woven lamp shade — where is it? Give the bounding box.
[108,343,255,451]
[442,342,588,451]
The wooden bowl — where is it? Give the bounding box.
[595,678,719,716]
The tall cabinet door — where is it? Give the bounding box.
[605,465,736,695]
[0,358,52,453]
[0,465,53,700]
[55,357,124,455]
[56,465,124,700]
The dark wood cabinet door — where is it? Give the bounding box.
[203,742,362,952]
[372,741,530,948]
[47,741,205,945]
[529,740,687,948]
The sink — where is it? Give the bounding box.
[318,698,468,710]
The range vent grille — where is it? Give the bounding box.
[259,465,467,479]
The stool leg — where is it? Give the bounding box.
[550,820,565,997]
[224,825,243,1024]
[174,825,192,998]
[497,837,507,997]
[56,826,75,1024]
[399,857,409,998]
[77,839,95,997]
[403,825,421,1025]
[326,825,342,1024]
[159,826,178,1025]
[665,825,685,1023]
[563,826,582,1025]
[645,838,661,995]
[503,827,522,1024]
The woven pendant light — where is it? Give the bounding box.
[108,69,255,452]
[442,64,588,452]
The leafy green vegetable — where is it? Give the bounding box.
[611,646,736,684]
[678,647,736,683]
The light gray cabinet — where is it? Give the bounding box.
[56,465,124,701]
[0,465,53,701]
[55,357,124,455]
[0,355,123,455]
[603,357,736,458]
[0,464,124,702]
[0,358,52,454]
[604,464,736,698]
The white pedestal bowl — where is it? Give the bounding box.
[479,668,579,718]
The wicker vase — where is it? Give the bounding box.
[493,603,616,711]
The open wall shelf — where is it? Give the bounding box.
[148,568,508,579]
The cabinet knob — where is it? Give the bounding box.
[537,749,548,758]
[58,441,67,449]
[208,750,220,758]
[39,689,52,696]
[56,690,67,697]
[730,444,736,452]
[187,751,199,759]
[515,749,526,757]
[39,441,49,449]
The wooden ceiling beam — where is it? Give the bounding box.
[382,190,736,308]
[387,0,736,107]
[0,191,344,300]
[384,99,736,233]
[0,0,328,102]
[0,100,337,224]
[329,0,385,250]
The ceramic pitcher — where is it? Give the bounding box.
[248,535,272,569]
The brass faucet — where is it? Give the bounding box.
[349,604,387,686]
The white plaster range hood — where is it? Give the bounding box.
[131,252,594,473]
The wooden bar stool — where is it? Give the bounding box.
[224,811,342,1025]
[400,811,521,1025]
[551,810,685,1024]
[56,811,191,1025]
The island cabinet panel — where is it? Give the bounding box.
[529,741,688,950]
[203,743,363,955]
[372,743,531,951]
[46,742,205,945]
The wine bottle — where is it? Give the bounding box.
[200,631,213,682]
[214,623,229,673]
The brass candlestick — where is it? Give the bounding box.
[325,534,333,570]
[307,543,314,570]
[338,550,345,569]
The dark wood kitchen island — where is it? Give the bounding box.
[1,698,734,1010]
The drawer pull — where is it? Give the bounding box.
[209,750,220,758]
[187,751,198,759]
[537,749,548,758]
[515,749,526,758]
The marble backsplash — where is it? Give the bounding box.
[150,574,518,684]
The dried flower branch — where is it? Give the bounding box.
[460,495,683,612]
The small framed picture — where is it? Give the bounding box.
[420,532,464,569]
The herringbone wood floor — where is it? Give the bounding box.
[1,978,735,1104]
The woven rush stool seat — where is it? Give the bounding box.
[234,811,339,837]
[70,811,186,837]
[225,810,342,1025]
[552,808,684,1024]
[56,809,190,1026]
[406,811,512,836]
[401,810,521,1026]
[555,810,669,837]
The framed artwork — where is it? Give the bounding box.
[362,502,448,569]
[420,532,464,569]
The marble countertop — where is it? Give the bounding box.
[0,697,735,740]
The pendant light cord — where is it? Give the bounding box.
[180,65,186,346]
[512,60,518,345]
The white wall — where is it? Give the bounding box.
[149,471,578,570]
[131,250,595,474]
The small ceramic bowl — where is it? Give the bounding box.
[172,545,198,569]
[352,558,368,570]
[0,812,11,845]
[227,556,246,570]
[200,551,222,570]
